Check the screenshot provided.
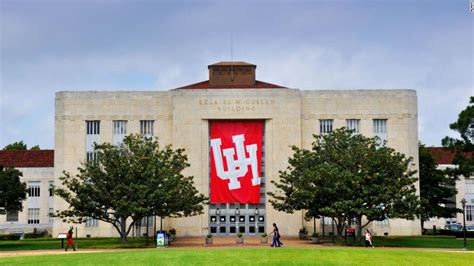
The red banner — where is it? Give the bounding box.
[210,121,263,204]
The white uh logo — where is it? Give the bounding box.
[211,134,260,190]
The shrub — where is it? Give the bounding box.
[453,231,474,238]
[169,228,176,236]
[0,234,21,240]
[429,229,474,238]
[312,232,319,237]
[438,229,453,236]
[299,227,308,234]
[207,233,213,238]
[261,232,267,237]
[237,232,243,238]
[25,231,48,239]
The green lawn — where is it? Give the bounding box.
[372,236,473,250]
[0,235,472,251]
[327,235,473,250]
[0,248,473,265]
[0,237,154,251]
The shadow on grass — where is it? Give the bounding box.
[0,237,156,251]
[317,235,473,250]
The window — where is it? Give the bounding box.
[49,181,54,197]
[375,218,390,226]
[348,217,357,226]
[138,216,153,226]
[28,181,40,197]
[322,216,334,225]
[49,208,54,224]
[86,121,100,161]
[346,119,360,134]
[467,205,473,222]
[48,182,54,223]
[85,217,99,227]
[86,152,99,162]
[465,179,474,194]
[140,120,154,138]
[373,119,387,143]
[6,212,18,222]
[113,120,127,146]
[468,122,474,142]
[86,120,100,135]
[320,120,333,134]
[28,208,40,224]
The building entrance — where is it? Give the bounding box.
[208,121,266,236]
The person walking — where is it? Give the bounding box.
[65,226,76,251]
[270,223,283,247]
[365,229,374,248]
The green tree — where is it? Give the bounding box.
[418,144,458,232]
[3,141,27,150]
[269,128,419,240]
[442,96,474,178]
[2,141,40,150]
[55,134,207,244]
[0,166,27,215]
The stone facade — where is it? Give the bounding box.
[53,88,420,237]
[423,164,474,231]
[0,167,54,234]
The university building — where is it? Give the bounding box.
[0,150,54,234]
[425,148,474,229]
[2,62,422,237]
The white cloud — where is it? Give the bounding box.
[0,1,471,148]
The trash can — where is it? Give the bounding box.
[345,228,356,244]
[345,228,355,237]
[156,230,169,247]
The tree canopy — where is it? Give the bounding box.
[0,166,27,215]
[3,141,40,150]
[418,144,458,231]
[442,96,474,178]
[269,128,419,239]
[54,134,207,243]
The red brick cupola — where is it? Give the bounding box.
[173,61,285,90]
[208,61,256,88]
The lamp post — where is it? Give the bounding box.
[461,198,467,250]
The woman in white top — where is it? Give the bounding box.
[365,229,374,248]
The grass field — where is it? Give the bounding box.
[338,235,473,250]
[0,248,472,265]
[371,235,473,249]
[0,237,154,251]
[0,235,472,251]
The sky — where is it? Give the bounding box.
[0,0,473,149]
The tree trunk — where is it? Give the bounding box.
[335,217,345,238]
[120,217,128,244]
[322,216,325,237]
[313,217,316,234]
[356,216,363,242]
[420,219,425,235]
